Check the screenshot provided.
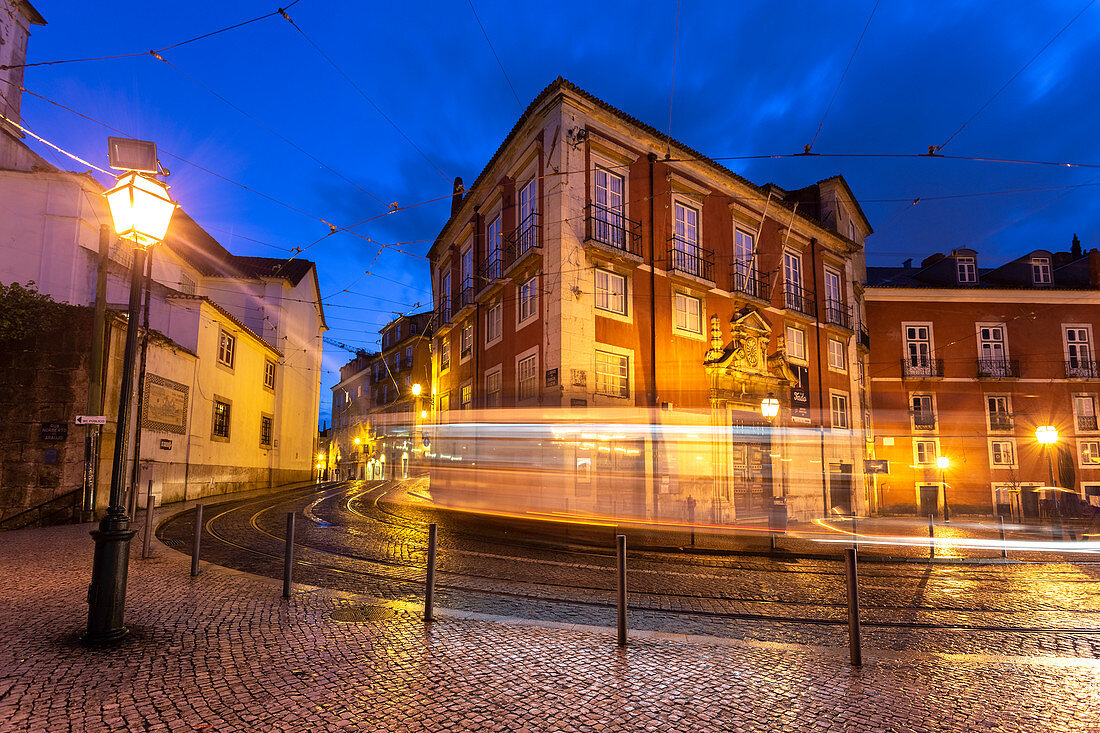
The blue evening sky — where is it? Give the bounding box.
[14,1,1100,424]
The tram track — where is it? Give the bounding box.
[161,481,1100,635]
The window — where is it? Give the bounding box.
[991,440,1015,466]
[987,395,1012,430]
[911,394,935,430]
[1080,441,1100,466]
[1066,326,1094,376]
[914,440,937,465]
[830,393,849,429]
[956,255,977,283]
[517,178,538,255]
[783,251,804,310]
[978,324,1008,374]
[595,350,629,398]
[672,201,700,275]
[595,269,627,315]
[460,321,473,359]
[519,276,538,324]
[460,244,474,294]
[786,326,806,361]
[406,346,413,366]
[1032,257,1052,285]
[180,273,196,295]
[218,331,235,368]
[593,167,625,247]
[904,324,933,373]
[486,301,502,344]
[827,338,846,371]
[518,353,538,400]
[439,392,450,413]
[824,268,842,313]
[461,384,472,410]
[440,335,451,373]
[212,399,231,439]
[1075,395,1097,431]
[486,216,502,279]
[264,360,276,390]
[260,415,273,447]
[673,293,702,334]
[734,230,754,273]
[485,368,502,408]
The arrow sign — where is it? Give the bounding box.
[75,415,107,425]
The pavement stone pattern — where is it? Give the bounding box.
[3,506,1099,730]
[157,481,1100,660]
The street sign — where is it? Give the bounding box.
[40,422,68,442]
[75,415,107,425]
[864,459,889,474]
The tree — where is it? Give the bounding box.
[0,281,65,342]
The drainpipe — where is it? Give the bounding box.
[810,237,828,514]
[648,153,660,520]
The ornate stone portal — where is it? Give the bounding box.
[704,308,797,408]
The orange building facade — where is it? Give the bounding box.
[866,245,1100,518]
[427,78,873,523]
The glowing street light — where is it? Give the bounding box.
[85,147,176,644]
[420,410,428,419]
[760,393,780,420]
[937,455,951,523]
[411,382,422,396]
[353,437,361,445]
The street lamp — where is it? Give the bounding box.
[760,393,780,420]
[85,169,175,644]
[1035,425,1060,529]
[936,455,950,523]
[411,382,422,396]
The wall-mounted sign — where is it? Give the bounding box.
[790,365,811,424]
[864,459,889,474]
[159,439,173,450]
[40,422,68,442]
[142,374,189,434]
[74,415,107,425]
[545,368,559,387]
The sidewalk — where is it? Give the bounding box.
[2,522,1099,731]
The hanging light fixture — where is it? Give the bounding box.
[760,392,780,419]
[104,172,176,248]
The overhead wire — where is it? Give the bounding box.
[0,0,303,71]
[666,0,682,149]
[806,0,880,153]
[467,0,521,109]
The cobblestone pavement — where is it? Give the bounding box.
[3,521,1100,732]
[156,481,1100,661]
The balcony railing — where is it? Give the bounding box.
[976,358,1020,378]
[1078,415,1098,431]
[823,299,852,329]
[668,237,715,282]
[912,411,936,430]
[730,265,769,300]
[783,283,817,318]
[458,278,475,309]
[901,357,944,379]
[437,299,453,325]
[584,204,642,257]
[989,414,1013,431]
[503,211,541,270]
[1066,359,1100,379]
[481,249,503,282]
[859,325,871,349]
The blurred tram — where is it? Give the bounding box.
[425,407,830,525]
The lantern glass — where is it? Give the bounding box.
[105,172,176,248]
[936,456,950,469]
[1035,425,1058,445]
[412,383,422,396]
[760,393,780,419]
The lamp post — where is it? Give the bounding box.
[936,455,950,523]
[84,169,175,643]
[1035,425,1060,531]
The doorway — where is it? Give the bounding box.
[829,463,853,515]
[918,484,940,518]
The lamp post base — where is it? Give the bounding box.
[83,509,136,644]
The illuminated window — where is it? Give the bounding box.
[595,269,626,315]
[518,353,538,400]
[217,331,235,368]
[673,293,702,334]
[519,276,538,324]
[914,440,937,465]
[1080,441,1100,466]
[461,384,472,410]
[485,368,502,408]
[212,399,231,439]
[264,359,276,390]
[486,301,502,344]
[830,393,849,429]
[595,350,629,398]
[786,326,806,361]
[828,338,846,371]
[440,336,451,373]
[259,415,273,447]
[460,321,473,359]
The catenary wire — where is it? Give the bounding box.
[466,0,521,109]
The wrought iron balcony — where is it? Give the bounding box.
[668,237,715,282]
[503,212,541,271]
[858,325,871,349]
[584,204,642,257]
[989,414,1013,431]
[1077,415,1098,431]
[481,249,503,282]
[783,283,817,318]
[458,278,475,309]
[436,299,453,325]
[823,299,852,329]
[1066,359,1100,379]
[901,357,944,379]
[976,358,1020,378]
[912,411,936,430]
[730,265,769,300]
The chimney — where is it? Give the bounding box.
[903,258,912,270]
[1089,249,1100,288]
[450,176,465,218]
[0,0,47,133]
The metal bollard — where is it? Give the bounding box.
[928,514,935,560]
[845,548,862,666]
[999,515,1008,560]
[191,504,203,577]
[617,534,627,647]
[424,523,437,622]
[770,532,777,552]
[142,479,155,559]
[852,513,859,552]
[282,512,296,599]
